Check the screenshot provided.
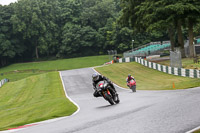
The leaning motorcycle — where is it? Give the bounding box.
[127,79,136,92]
[96,80,120,105]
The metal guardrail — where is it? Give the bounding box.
[115,57,200,78]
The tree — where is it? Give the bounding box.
[0,5,21,66]
[120,0,185,57]
[182,0,200,57]
[81,0,116,30]
[107,21,133,52]
[0,0,129,64]
[60,24,100,57]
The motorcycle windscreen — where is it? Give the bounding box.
[130,79,136,85]
[96,81,104,91]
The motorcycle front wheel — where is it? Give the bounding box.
[114,94,120,104]
[131,85,136,92]
[104,93,114,105]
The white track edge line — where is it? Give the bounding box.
[185,126,200,133]
[59,71,80,116]
[0,71,80,133]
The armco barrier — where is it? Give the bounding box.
[114,57,200,78]
[116,57,135,63]
[135,57,200,78]
[0,78,9,88]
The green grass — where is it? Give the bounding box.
[0,55,109,130]
[157,58,200,70]
[0,71,77,131]
[0,55,110,73]
[194,129,200,133]
[1,55,199,130]
[95,62,200,90]
[0,70,47,82]
[0,55,110,82]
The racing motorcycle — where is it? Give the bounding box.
[127,79,136,92]
[96,80,120,105]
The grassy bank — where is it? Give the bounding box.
[194,129,200,133]
[1,55,199,130]
[156,58,200,70]
[0,55,110,73]
[0,55,110,130]
[0,55,110,82]
[0,72,77,131]
[95,62,200,90]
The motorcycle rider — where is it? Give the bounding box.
[126,74,135,87]
[92,73,118,100]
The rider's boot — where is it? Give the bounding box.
[93,90,101,97]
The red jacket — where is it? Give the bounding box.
[126,76,135,83]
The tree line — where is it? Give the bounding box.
[0,0,200,67]
[0,0,124,67]
[119,0,200,58]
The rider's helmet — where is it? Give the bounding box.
[92,73,99,81]
[128,74,131,78]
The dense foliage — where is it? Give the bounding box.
[0,0,200,67]
[119,0,200,58]
[0,0,123,66]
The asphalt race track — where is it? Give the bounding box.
[5,68,200,133]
